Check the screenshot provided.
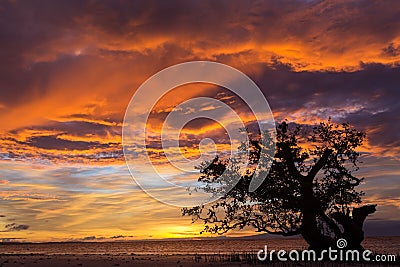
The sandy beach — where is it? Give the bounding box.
[1,253,399,267]
[0,254,245,267]
[0,238,398,267]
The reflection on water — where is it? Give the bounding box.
[0,237,398,255]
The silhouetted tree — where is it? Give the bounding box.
[183,119,376,251]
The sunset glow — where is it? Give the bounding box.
[0,0,399,242]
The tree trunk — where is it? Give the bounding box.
[299,178,335,250]
[332,204,377,251]
[301,211,335,251]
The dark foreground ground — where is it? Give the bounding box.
[0,254,398,267]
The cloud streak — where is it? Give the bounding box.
[2,223,29,232]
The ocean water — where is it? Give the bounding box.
[0,237,398,255]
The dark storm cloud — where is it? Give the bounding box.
[0,119,123,162]
[1,0,399,104]
[8,120,120,149]
[346,108,400,151]
[0,0,86,105]
[256,63,399,112]
[382,43,400,57]
[2,223,29,232]
[40,120,120,138]
[253,63,400,153]
[1,0,399,132]
[25,135,107,151]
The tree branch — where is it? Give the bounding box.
[319,211,342,237]
[256,226,301,236]
[281,143,304,179]
[267,229,301,236]
[308,149,333,180]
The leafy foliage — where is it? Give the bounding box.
[183,119,367,244]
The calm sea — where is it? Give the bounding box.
[0,237,399,255]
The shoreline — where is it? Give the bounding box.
[0,253,398,267]
[1,237,398,266]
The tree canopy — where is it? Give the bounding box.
[182,119,375,250]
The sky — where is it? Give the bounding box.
[0,0,399,242]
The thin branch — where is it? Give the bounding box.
[281,143,304,179]
[308,149,333,180]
